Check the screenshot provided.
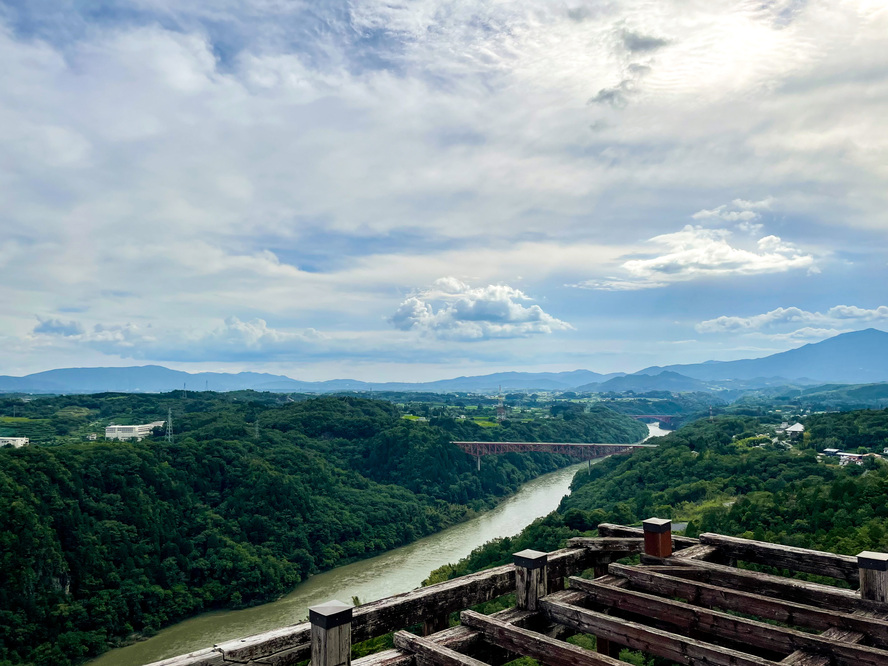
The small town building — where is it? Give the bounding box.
[105,421,165,441]
[0,437,29,448]
[823,448,841,456]
[785,423,805,438]
[87,433,98,441]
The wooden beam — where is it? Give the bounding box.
[393,631,491,666]
[140,648,226,666]
[566,537,645,553]
[607,563,888,648]
[663,557,873,614]
[698,533,859,583]
[596,523,699,550]
[460,609,622,666]
[352,603,556,666]
[780,627,865,666]
[671,544,720,561]
[569,576,888,666]
[540,593,778,666]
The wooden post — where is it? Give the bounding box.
[514,549,547,611]
[643,518,672,558]
[423,612,450,636]
[309,600,353,666]
[858,551,888,602]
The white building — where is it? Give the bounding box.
[105,421,165,441]
[0,437,29,448]
[786,423,805,438]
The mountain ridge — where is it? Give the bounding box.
[1,328,886,394]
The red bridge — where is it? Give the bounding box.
[628,414,677,426]
[452,441,655,469]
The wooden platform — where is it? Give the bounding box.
[146,523,888,666]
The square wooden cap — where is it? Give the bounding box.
[309,600,353,629]
[643,518,672,534]
[514,549,548,570]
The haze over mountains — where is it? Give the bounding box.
[1,329,886,395]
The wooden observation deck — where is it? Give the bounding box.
[149,521,888,666]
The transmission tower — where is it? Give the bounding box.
[165,408,174,443]
[255,420,260,439]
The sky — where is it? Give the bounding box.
[1,0,887,381]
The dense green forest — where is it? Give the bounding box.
[425,408,888,664]
[0,392,645,666]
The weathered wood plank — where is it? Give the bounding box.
[595,524,699,549]
[569,576,888,666]
[142,648,226,666]
[352,606,541,666]
[393,631,490,666]
[608,563,888,648]
[566,537,645,553]
[460,609,622,666]
[351,649,415,666]
[672,544,720,561]
[698,533,859,583]
[541,592,777,666]
[780,627,865,666]
[664,557,872,613]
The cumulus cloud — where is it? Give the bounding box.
[696,305,888,333]
[390,278,572,341]
[578,225,813,290]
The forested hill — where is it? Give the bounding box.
[427,408,888,593]
[0,393,646,666]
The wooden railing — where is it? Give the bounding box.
[147,520,888,666]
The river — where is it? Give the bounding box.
[91,423,667,666]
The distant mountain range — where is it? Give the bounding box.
[1,328,886,395]
[635,328,888,385]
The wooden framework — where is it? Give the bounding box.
[146,522,888,666]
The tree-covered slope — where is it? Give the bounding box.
[428,409,888,585]
[0,393,645,666]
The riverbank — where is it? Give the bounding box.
[88,461,587,666]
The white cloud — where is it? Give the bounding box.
[1,0,887,375]
[579,225,814,290]
[390,278,572,341]
[764,327,851,342]
[696,305,888,333]
[691,198,774,234]
[30,316,326,361]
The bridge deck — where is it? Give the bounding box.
[451,441,655,461]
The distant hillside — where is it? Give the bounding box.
[0,366,624,395]
[577,371,715,393]
[636,328,888,384]
[3,328,886,394]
